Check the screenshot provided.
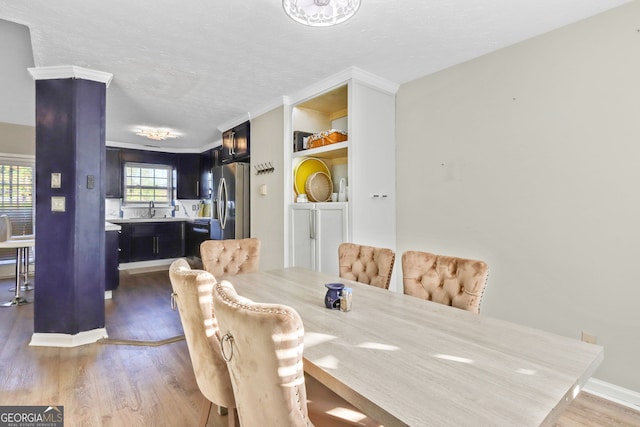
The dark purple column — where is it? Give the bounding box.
[32,73,108,335]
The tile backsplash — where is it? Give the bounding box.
[105,199,208,220]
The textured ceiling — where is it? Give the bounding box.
[0,0,630,151]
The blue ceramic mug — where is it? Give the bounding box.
[324,283,344,309]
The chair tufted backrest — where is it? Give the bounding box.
[338,243,395,289]
[168,259,236,410]
[401,250,489,314]
[200,238,261,278]
[212,280,313,427]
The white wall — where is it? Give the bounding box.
[0,122,35,155]
[250,106,286,271]
[396,2,640,392]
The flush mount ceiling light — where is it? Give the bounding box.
[283,0,361,27]
[135,128,179,141]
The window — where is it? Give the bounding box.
[123,162,173,203]
[0,157,34,261]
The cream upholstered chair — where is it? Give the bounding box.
[200,238,260,278]
[338,243,395,289]
[211,279,314,427]
[168,259,238,427]
[401,250,489,314]
[211,279,383,427]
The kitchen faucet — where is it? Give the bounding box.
[148,200,155,218]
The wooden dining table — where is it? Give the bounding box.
[225,267,603,427]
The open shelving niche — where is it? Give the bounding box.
[283,71,397,278]
[286,83,351,274]
[290,83,349,203]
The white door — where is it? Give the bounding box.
[316,203,348,275]
[290,204,315,269]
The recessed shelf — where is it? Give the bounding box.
[292,142,348,160]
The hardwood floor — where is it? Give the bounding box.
[0,270,639,426]
[0,270,226,427]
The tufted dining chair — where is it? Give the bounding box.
[338,243,395,289]
[200,238,261,278]
[168,259,238,427]
[401,250,489,314]
[211,279,314,427]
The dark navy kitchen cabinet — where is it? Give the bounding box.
[105,147,122,198]
[212,145,223,167]
[222,120,250,163]
[105,229,120,290]
[176,153,201,199]
[200,149,213,198]
[118,221,185,262]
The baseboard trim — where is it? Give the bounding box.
[584,378,640,410]
[119,258,176,273]
[29,328,108,348]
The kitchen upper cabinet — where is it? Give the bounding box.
[200,149,213,198]
[105,147,122,198]
[119,148,176,167]
[212,146,223,167]
[118,221,185,263]
[176,153,201,199]
[222,120,250,163]
[290,203,347,275]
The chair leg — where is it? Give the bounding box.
[198,397,213,427]
[226,408,239,427]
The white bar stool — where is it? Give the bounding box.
[0,238,35,306]
[0,215,35,306]
[7,236,34,292]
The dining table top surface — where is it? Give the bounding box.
[223,267,603,427]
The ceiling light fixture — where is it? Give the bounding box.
[283,0,361,27]
[135,128,179,141]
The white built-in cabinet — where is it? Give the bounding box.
[290,203,348,273]
[286,70,398,279]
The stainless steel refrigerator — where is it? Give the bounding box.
[211,162,250,240]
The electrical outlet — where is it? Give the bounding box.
[174,205,179,211]
[581,331,597,344]
[192,205,198,211]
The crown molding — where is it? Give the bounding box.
[216,112,251,133]
[28,65,113,87]
[249,96,289,121]
[287,68,353,106]
[198,139,223,151]
[286,66,399,107]
[245,68,398,122]
[106,139,222,154]
[350,66,400,95]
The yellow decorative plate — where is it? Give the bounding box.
[294,158,330,196]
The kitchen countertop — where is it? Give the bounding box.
[106,217,208,224]
[105,221,122,231]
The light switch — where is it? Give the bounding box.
[51,173,61,189]
[259,184,268,196]
[51,196,65,212]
